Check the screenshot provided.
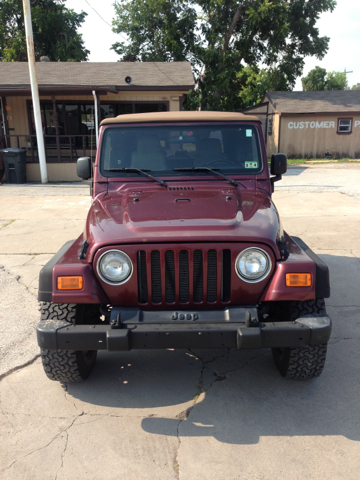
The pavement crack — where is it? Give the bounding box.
[1,413,83,475]
[0,354,41,382]
[172,349,231,478]
[329,337,354,345]
[350,250,360,266]
[63,383,82,412]
[0,263,37,298]
[173,415,183,478]
[223,351,269,377]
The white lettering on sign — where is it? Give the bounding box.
[288,121,335,129]
[355,121,360,127]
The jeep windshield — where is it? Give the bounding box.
[100,124,263,178]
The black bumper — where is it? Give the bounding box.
[37,307,331,352]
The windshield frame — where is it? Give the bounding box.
[98,121,265,180]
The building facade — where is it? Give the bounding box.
[0,62,194,181]
[241,91,360,159]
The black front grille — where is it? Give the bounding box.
[193,250,203,302]
[137,248,231,305]
[165,250,175,303]
[179,250,189,302]
[151,251,161,303]
[207,250,217,302]
[137,251,148,303]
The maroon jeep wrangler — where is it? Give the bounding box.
[37,111,331,382]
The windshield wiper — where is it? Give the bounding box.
[106,168,167,187]
[173,167,238,186]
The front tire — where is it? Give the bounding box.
[39,302,97,382]
[41,349,97,382]
[272,299,328,380]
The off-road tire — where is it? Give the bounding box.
[272,299,328,380]
[40,302,97,382]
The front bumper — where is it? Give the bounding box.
[37,307,331,352]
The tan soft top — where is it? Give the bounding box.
[100,110,259,126]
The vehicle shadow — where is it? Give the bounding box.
[283,166,308,176]
[66,252,360,445]
[140,340,360,444]
[66,334,360,445]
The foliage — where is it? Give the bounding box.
[237,66,291,108]
[301,66,327,90]
[0,0,89,62]
[184,89,201,111]
[302,67,346,91]
[325,71,347,90]
[351,83,360,90]
[112,0,336,111]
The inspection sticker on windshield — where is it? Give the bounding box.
[245,161,258,168]
[246,129,252,137]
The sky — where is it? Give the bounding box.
[66,0,360,91]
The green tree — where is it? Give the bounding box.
[325,71,346,90]
[301,66,327,91]
[351,83,360,90]
[237,66,291,108]
[302,67,346,91]
[0,0,89,62]
[112,0,336,111]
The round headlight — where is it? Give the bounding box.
[235,248,271,283]
[97,250,133,285]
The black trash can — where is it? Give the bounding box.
[0,148,27,184]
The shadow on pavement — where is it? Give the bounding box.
[65,252,360,445]
[140,344,360,444]
[283,166,308,176]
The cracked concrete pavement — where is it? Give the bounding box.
[1,164,360,479]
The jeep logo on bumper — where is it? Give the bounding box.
[171,312,199,321]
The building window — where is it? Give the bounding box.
[100,102,168,120]
[268,118,273,135]
[28,101,169,145]
[337,118,352,134]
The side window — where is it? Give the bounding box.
[268,118,273,135]
[337,118,352,134]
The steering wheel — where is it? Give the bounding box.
[205,159,237,166]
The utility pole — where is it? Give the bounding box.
[22,0,48,183]
[344,68,353,90]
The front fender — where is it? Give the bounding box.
[38,235,108,305]
[260,233,330,302]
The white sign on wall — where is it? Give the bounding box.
[288,120,360,129]
[288,121,335,129]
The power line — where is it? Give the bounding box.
[83,0,128,42]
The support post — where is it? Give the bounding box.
[52,94,61,163]
[92,90,99,147]
[22,0,48,183]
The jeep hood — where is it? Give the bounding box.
[86,183,282,260]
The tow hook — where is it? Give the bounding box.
[245,310,259,328]
[110,312,122,329]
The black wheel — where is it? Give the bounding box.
[39,302,97,382]
[272,299,328,380]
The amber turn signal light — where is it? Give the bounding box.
[286,273,312,287]
[57,276,83,290]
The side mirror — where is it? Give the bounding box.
[271,153,287,176]
[77,157,91,180]
[270,154,287,191]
